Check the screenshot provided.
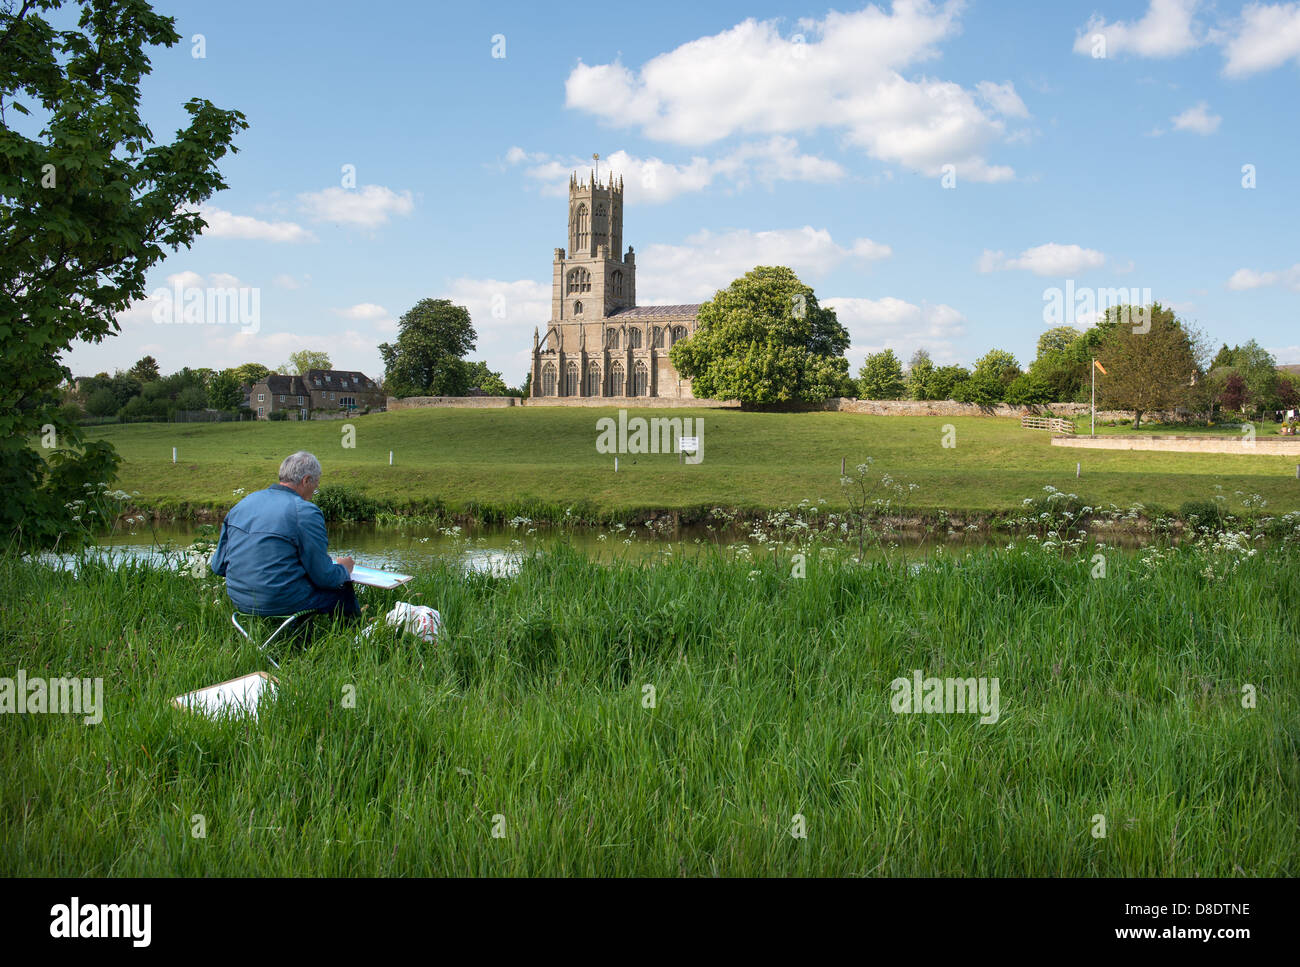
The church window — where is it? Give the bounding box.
[652,326,664,349]
[628,327,643,349]
[566,267,591,294]
[574,203,589,251]
[672,325,687,343]
[612,270,623,297]
[605,328,620,351]
[608,360,624,396]
[632,360,649,397]
[573,301,583,315]
[564,360,579,396]
[541,362,556,397]
[584,363,601,397]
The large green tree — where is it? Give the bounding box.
[1,0,246,546]
[379,298,478,397]
[208,368,242,410]
[1097,303,1201,429]
[857,348,905,399]
[669,265,850,404]
[284,349,331,375]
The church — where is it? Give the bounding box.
[530,169,700,401]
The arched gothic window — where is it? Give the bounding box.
[628,327,643,349]
[564,360,579,396]
[671,325,687,343]
[612,270,623,298]
[573,301,583,315]
[541,362,556,397]
[566,267,591,294]
[574,204,588,251]
[605,328,620,351]
[608,360,625,397]
[632,360,649,397]
[584,363,601,397]
[652,326,664,349]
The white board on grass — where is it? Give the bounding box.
[173,671,277,720]
[350,564,413,589]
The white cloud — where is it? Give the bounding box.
[1222,2,1300,76]
[825,296,967,366]
[440,278,554,385]
[1073,1,1300,78]
[1170,101,1221,134]
[976,81,1030,118]
[562,3,1021,182]
[1072,0,1203,58]
[978,243,1107,276]
[297,185,415,228]
[1269,344,1300,362]
[636,226,891,303]
[505,137,845,204]
[334,303,389,320]
[197,206,316,243]
[1227,263,1300,291]
[273,273,310,289]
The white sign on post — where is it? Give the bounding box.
[679,437,699,453]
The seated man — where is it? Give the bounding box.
[210,450,359,622]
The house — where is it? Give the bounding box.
[249,374,311,420]
[248,369,385,420]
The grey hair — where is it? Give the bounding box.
[278,451,322,485]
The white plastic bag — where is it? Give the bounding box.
[357,601,443,643]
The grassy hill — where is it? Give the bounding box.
[80,407,1300,520]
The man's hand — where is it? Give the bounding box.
[335,555,355,575]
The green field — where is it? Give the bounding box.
[4,539,1296,876]
[82,408,1300,521]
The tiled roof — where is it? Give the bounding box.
[304,368,378,388]
[262,374,308,395]
[607,304,701,319]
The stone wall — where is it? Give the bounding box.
[522,395,738,409]
[1052,436,1300,456]
[752,398,1174,421]
[387,396,520,410]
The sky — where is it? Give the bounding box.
[57,0,1300,387]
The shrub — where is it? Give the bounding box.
[314,484,380,522]
[267,411,288,421]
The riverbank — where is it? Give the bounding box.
[4,537,1296,876]
[75,409,1300,531]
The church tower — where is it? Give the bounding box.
[550,169,635,324]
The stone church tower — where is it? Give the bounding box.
[531,169,700,401]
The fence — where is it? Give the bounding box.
[1021,416,1076,434]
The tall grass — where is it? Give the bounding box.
[1,541,1296,876]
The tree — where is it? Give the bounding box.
[1037,326,1081,358]
[669,266,850,404]
[129,355,160,382]
[906,349,937,400]
[1276,373,1299,411]
[232,362,270,386]
[208,369,243,410]
[1219,372,1248,414]
[460,360,507,396]
[379,299,478,397]
[858,349,905,399]
[285,350,332,375]
[1005,372,1052,406]
[1097,303,1199,429]
[972,349,1021,393]
[85,387,119,418]
[929,365,970,401]
[1210,343,1235,370]
[1,0,246,547]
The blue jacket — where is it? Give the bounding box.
[210,484,350,615]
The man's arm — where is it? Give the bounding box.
[209,520,229,577]
[296,501,351,589]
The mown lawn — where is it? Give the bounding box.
[2,542,1296,876]
[79,408,1300,519]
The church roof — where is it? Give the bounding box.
[607,304,701,319]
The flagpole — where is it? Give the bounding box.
[1091,358,1096,437]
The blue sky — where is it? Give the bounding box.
[61,0,1300,387]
